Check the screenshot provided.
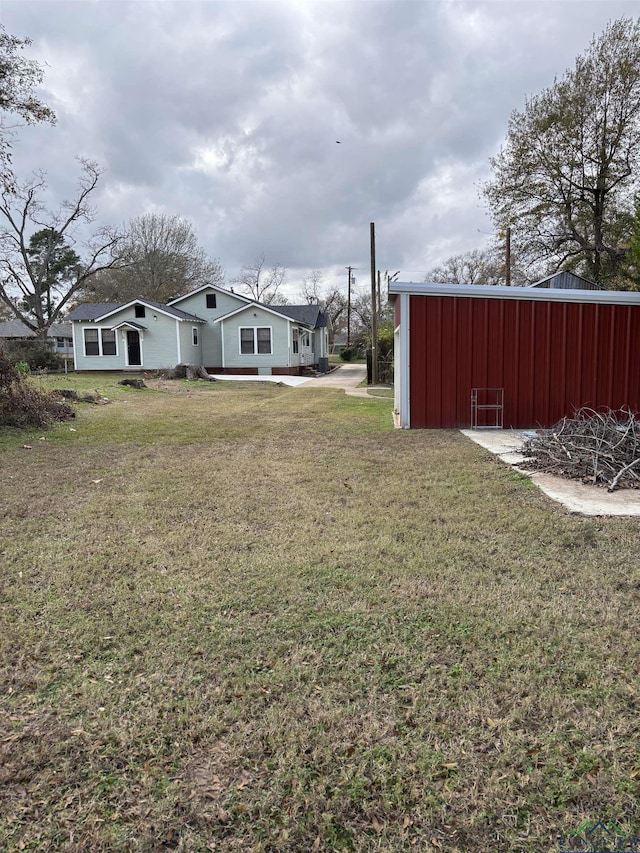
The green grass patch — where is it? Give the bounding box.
[1,378,639,851]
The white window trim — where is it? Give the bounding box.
[192,326,199,346]
[238,325,272,355]
[83,326,119,358]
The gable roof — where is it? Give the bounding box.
[276,305,328,328]
[213,301,327,328]
[66,299,205,323]
[66,303,124,321]
[530,271,602,290]
[168,283,251,305]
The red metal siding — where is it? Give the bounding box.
[409,295,640,428]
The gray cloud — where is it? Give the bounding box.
[4,0,638,296]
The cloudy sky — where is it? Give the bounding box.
[3,0,638,298]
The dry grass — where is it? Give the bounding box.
[1,375,639,851]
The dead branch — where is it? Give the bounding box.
[521,407,640,491]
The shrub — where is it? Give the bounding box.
[340,347,355,362]
[0,349,74,428]
[4,339,63,371]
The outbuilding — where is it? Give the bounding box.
[389,282,640,429]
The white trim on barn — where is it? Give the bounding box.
[390,282,640,306]
[399,292,410,429]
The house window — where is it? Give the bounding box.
[292,328,299,354]
[240,327,272,355]
[206,293,216,309]
[257,327,271,354]
[134,304,146,318]
[83,328,117,356]
[192,327,199,346]
[84,328,99,356]
[101,329,116,356]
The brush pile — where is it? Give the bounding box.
[521,407,640,492]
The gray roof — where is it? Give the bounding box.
[530,271,602,290]
[168,283,251,305]
[0,320,72,338]
[65,303,123,321]
[66,300,205,323]
[271,304,328,328]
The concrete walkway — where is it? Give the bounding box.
[308,363,370,397]
[461,429,640,516]
[211,364,389,398]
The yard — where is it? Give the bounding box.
[1,375,639,852]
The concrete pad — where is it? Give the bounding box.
[211,374,312,387]
[461,429,640,516]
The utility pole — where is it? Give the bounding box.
[370,222,378,385]
[505,226,511,286]
[345,266,356,347]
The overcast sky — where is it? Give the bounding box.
[3,0,638,299]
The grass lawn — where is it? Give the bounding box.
[1,375,639,852]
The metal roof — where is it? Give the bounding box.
[389,282,640,306]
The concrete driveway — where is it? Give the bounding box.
[308,363,371,397]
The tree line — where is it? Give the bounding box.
[1,17,639,347]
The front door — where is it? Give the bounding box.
[127,330,141,366]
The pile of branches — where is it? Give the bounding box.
[521,407,640,492]
[0,350,74,428]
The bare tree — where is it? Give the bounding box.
[298,271,348,341]
[0,159,122,338]
[232,255,286,304]
[425,247,506,285]
[0,27,56,191]
[80,213,224,303]
[301,269,324,303]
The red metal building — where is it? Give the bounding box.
[389,283,640,429]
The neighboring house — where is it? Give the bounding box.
[66,284,330,374]
[529,271,601,290]
[0,319,74,363]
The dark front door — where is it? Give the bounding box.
[127,330,141,366]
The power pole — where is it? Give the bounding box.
[345,266,354,347]
[370,222,378,385]
[505,226,511,286]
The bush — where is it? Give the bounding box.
[340,347,355,362]
[0,349,74,428]
[4,339,63,371]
